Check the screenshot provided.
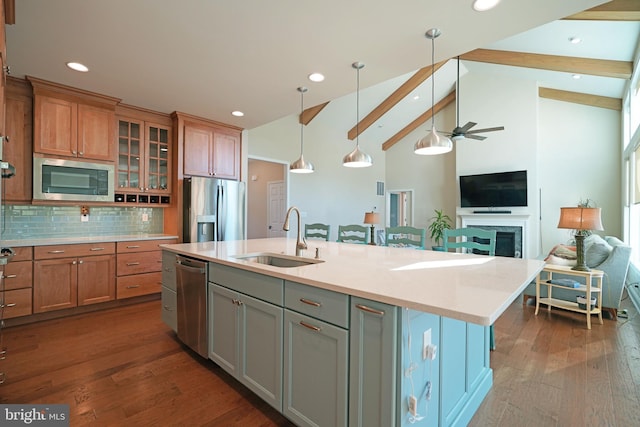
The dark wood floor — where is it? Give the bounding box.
[1,295,639,426]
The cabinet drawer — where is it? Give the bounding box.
[161,286,177,332]
[209,263,283,306]
[1,288,33,319]
[35,242,116,259]
[2,260,33,290]
[8,246,33,261]
[117,251,162,276]
[285,281,350,329]
[162,250,177,291]
[117,272,162,298]
[117,239,177,253]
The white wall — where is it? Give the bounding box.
[538,98,622,249]
[246,69,621,255]
[247,88,386,242]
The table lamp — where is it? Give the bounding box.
[363,211,380,246]
[557,207,603,271]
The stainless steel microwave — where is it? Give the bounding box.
[33,157,115,202]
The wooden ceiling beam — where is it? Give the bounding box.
[382,90,456,151]
[564,0,640,21]
[538,87,622,110]
[347,61,447,140]
[300,102,329,125]
[4,0,15,24]
[460,48,632,79]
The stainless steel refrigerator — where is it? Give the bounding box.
[183,177,246,243]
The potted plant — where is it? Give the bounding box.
[428,209,453,251]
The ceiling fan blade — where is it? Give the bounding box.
[466,126,505,134]
[465,134,487,141]
[458,122,477,133]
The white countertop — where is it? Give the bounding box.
[162,238,545,326]
[1,234,178,247]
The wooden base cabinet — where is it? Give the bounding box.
[116,239,176,299]
[1,247,34,319]
[34,243,116,313]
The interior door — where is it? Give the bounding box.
[268,180,286,237]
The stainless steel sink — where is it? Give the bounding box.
[233,252,324,268]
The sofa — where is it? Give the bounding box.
[522,235,632,319]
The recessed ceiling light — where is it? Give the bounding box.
[569,37,582,44]
[231,111,244,117]
[308,73,325,82]
[66,62,89,72]
[413,95,420,100]
[572,74,581,79]
[472,0,500,12]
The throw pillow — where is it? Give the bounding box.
[584,234,613,267]
[544,244,577,266]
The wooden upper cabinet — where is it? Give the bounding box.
[28,76,120,162]
[183,122,214,177]
[212,129,240,180]
[4,77,33,202]
[176,113,241,181]
[78,103,115,160]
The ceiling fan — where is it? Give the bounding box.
[443,57,505,141]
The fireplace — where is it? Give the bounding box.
[469,225,522,258]
[459,213,530,258]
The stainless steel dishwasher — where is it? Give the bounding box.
[175,255,208,358]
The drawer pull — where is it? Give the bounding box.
[126,245,141,249]
[90,247,105,251]
[5,303,16,308]
[355,304,385,316]
[48,250,65,254]
[126,285,141,289]
[299,298,321,308]
[126,262,141,266]
[2,274,17,279]
[299,321,321,332]
[232,299,244,306]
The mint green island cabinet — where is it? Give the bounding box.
[161,238,544,427]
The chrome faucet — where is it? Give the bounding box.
[283,206,307,256]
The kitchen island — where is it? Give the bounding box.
[162,238,544,427]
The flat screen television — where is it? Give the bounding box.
[459,170,528,208]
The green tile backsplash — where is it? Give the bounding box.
[0,205,164,240]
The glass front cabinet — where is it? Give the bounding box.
[117,117,171,205]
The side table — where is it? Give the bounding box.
[535,264,604,329]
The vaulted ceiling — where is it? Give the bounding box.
[5,0,638,146]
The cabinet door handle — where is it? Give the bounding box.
[126,245,141,249]
[71,150,77,155]
[48,250,65,254]
[78,260,83,264]
[299,321,321,332]
[126,262,140,266]
[72,260,77,265]
[299,298,321,307]
[79,151,84,156]
[2,274,17,279]
[126,285,140,289]
[163,305,173,311]
[355,304,385,316]
[90,247,105,251]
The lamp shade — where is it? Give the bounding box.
[414,127,453,155]
[363,212,380,225]
[290,154,314,173]
[557,207,604,231]
[343,146,372,168]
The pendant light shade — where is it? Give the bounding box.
[290,86,314,173]
[343,62,372,168]
[414,28,452,156]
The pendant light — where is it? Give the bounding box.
[343,62,372,168]
[414,28,452,155]
[290,86,314,173]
